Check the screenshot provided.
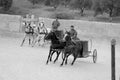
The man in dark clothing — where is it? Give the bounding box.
[52,18,60,31]
[69,25,80,41]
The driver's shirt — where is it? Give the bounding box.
[69,29,77,39]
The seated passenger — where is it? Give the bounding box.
[69,25,80,41]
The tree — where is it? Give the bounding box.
[61,0,71,7]
[93,0,120,17]
[92,0,103,17]
[28,0,44,5]
[52,0,60,9]
[0,0,13,11]
[102,0,120,17]
[45,0,60,9]
[70,0,92,16]
[45,0,51,6]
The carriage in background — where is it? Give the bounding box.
[20,14,50,46]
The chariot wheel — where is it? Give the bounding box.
[93,49,97,63]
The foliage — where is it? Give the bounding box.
[60,0,71,7]
[92,0,103,17]
[51,0,60,9]
[70,0,93,16]
[93,0,120,17]
[51,12,74,19]
[0,0,13,11]
[45,0,60,9]
[28,0,44,5]
[45,0,51,6]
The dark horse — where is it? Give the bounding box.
[45,31,66,64]
[60,31,83,66]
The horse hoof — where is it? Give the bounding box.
[46,62,48,65]
[71,63,74,66]
[60,64,63,66]
[53,61,56,64]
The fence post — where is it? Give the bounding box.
[111,39,116,80]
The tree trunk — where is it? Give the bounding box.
[53,5,57,10]
[33,2,35,5]
[109,10,112,17]
[109,7,114,17]
[80,8,84,16]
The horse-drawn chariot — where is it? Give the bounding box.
[45,29,97,65]
[62,40,97,63]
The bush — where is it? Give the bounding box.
[51,13,74,19]
[45,0,51,6]
[0,0,13,11]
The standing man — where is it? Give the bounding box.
[52,18,60,31]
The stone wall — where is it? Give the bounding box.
[0,14,21,32]
[0,14,120,38]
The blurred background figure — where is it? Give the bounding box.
[52,18,60,31]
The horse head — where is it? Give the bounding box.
[44,31,59,42]
[63,31,71,41]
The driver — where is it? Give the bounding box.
[69,25,80,41]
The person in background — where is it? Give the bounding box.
[52,18,60,31]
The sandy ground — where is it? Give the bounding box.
[0,30,120,80]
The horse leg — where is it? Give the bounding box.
[32,39,36,47]
[54,51,61,63]
[29,38,31,45]
[31,34,35,46]
[21,35,26,46]
[65,54,69,65]
[50,51,55,62]
[37,36,42,46]
[40,35,45,47]
[71,54,77,65]
[46,49,52,64]
[32,35,38,47]
[60,53,66,66]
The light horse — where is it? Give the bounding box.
[21,22,34,46]
[32,22,51,47]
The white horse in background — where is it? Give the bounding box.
[21,22,34,46]
[32,22,51,47]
